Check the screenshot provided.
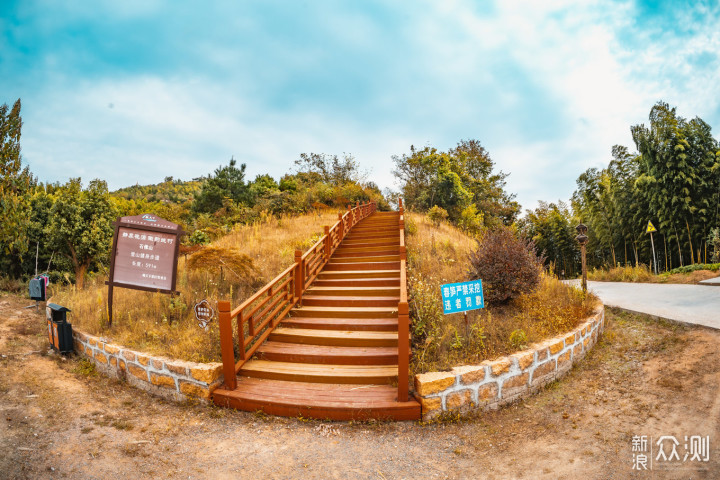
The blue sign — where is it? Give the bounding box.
[441,280,484,314]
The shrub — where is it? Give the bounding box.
[467,226,544,304]
[427,205,448,226]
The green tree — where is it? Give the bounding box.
[392,140,519,226]
[0,99,33,263]
[632,102,719,266]
[192,158,250,214]
[294,152,366,185]
[520,201,578,277]
[45,179,117,289]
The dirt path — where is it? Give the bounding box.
[1,294,719,479]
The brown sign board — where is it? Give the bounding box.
[194,299,214,328]
[106,213,185,325]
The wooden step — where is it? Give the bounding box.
[340,239,399,247]
[281,316,398,331]
[312,277,400,287]
[333,249,399,257]
[291,305,397,318]
[343,233,399,241]
[239,360,398,384]
[306,286,400,296]
[302,295,399,307]
[328,254,399,263]
[317,269,400,280]
[256,342,398,364]
[213,378,421,421]
[324,261,401,271]
[269,327,398,346]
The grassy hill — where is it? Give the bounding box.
[51,210,597,368]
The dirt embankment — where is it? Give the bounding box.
[1,294,718,479]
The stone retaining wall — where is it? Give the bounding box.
[73,330,223,403]
[414,305,605,421]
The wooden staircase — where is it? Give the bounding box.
[213,203,420,420]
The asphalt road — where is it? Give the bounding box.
[576,280,720,330]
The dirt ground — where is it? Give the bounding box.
[1,293,719,479]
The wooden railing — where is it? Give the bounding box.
[397,198,410,402]
[218,201,377,390]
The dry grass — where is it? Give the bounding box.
[405,213,598,374]
[588,265,719,284]
[49,210,343,362]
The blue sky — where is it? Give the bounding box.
[2,0,719,211]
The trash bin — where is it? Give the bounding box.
[29,277,46,301]
[46,303,73,353]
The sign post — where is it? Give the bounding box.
[646,221,658,275]
[440,280,485,338]
[106,213,185,327]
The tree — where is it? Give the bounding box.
[294,153,366,185]
[192,158,251,214]
[520,201,578,277]
[632,102,720,266]
[0,99,33,262]
[392,140,519,226]
[45,179,117,289]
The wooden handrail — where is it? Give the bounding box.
[397,199,410,402]
[218,201,377,387]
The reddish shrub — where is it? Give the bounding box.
[468,226,544,304]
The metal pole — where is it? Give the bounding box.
[581,244,587,293]
[650,231,658,275]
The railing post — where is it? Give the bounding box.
[324,226,331,260]
[238,310,246,361]
[294,249,304,305]
[218,300,237,390]
[338,212,344,239]
[398,301,409,402]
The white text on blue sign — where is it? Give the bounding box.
[441,280,484,314]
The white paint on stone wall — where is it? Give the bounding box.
[415,306,605,420]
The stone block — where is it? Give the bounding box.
[104,344,120,355]
[503,372,529,391]
[511,351,535,371]
[535,346,549,362]
[415,371,456,396]
[167,363,188,377]
[151,359,164,370]
[136,354,150,366]
[583,337,590,348]
[128,364,148,381]
[150,372,176,389]
[190,364,223,384]
[88,337,97,347]
[446,389,473,411]
[74,331,87,342]
[489,358,511,376]
[532,360,556,386]
[179,381,211,400]
[564,333,577,347]
[110,356,117,368]
[573,343,583,358]
[417,395,442,415]
[84,346,93,357]
[549,339,564,355]
[452,365,485,385]
[121,351,136,362]
[477,382,499,404]
[94,351,108,364]
[118,359,126,371]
